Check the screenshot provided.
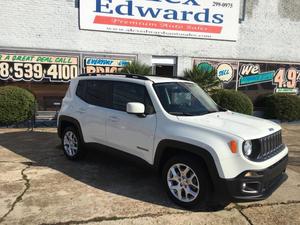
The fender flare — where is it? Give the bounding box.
[57,115,85,143]
[153,139,221,184]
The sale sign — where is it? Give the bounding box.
[239,64,275,86]
[83,57,132,73]
[80,0,240,41]
[193,58,300,94]
[238,62,300,94]
[193,59,238,90]
[0,53,79,82]
[273,68,300,94]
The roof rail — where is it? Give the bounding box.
[78,73,99,77]
[78,73,190,81]
[145,75,189,81]
[124,74,150,80]
[78,73,151,81]
[176,77,189,81]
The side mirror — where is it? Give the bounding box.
[126,102,145,117]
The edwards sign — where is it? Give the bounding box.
[80,0,240,41]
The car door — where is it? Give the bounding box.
[106,81,157,162]
[79,79,111,144]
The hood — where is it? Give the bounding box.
[176,111,281,140]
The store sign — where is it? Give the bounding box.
[273,68,300,94]
[239,64,274,86]
[80,0,240,41]
[238,62,300,94]
[216,63,234,82]
[0,53,79,82]
[83,57,132,73]
[193,59,238,90]
[194,59,300,94]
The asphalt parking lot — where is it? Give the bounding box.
[0,124,299,225]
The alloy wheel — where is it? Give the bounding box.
[63,131,78,157]
[167,163,200,202]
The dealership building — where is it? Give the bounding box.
[0,0,300,111]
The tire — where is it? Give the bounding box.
[62,126,86,160]
[162,155,212,210]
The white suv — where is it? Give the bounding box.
[58,74,288,209]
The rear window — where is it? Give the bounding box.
[76,79,155,114]
[76,80,110,107]
[76,80,86,99]
[85,80,110,107]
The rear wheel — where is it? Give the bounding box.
[62,126,85,160]
[162,155,211,209]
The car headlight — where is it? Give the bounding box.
[243,140,252,157]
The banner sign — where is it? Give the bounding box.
[80,0,240,41]
[273,68,300,94]
[238,62,300,94]
[239,64,275,86]
[193,59,238,89]
[194,59,300,94]
[0,53,79,82]
[83,57,132,73]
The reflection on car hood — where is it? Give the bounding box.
[177,111,281,140]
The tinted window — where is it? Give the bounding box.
[112,82,154,114]
[85,80,110,107]
[76,80,86,100]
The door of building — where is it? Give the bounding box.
[152,57,177,77]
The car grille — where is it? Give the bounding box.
[255,130,285,161]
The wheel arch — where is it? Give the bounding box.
[57,115,84,143]
[153,140,222,188]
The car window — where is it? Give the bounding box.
[153,82,219,116]
[112,82,154,114]
[76,80,86,100]
[85,80,110,107]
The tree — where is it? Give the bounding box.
[120,61,152,75]
[184,65,221,93]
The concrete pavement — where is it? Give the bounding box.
[0,124,299,225]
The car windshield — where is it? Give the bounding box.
[153,82,220,116]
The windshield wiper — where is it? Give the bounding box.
[218,105,227,111]
[169,112,194,116]
[206,110,219,114]
[170,110,220,116]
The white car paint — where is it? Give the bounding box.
[58,75,288,179]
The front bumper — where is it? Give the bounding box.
[215,154,288,202]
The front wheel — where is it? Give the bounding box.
[162,155,211,209]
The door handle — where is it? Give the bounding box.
[109,116,120,122]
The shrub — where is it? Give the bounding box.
[211,89,253,115]
[0,86,36,125]
[254,93,272,108]
[120,61,152,75]
[184,65,221,94]
[264,94,300,121]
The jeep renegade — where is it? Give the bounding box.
[57,74,288,209]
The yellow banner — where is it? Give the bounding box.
[0,53,78,64]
